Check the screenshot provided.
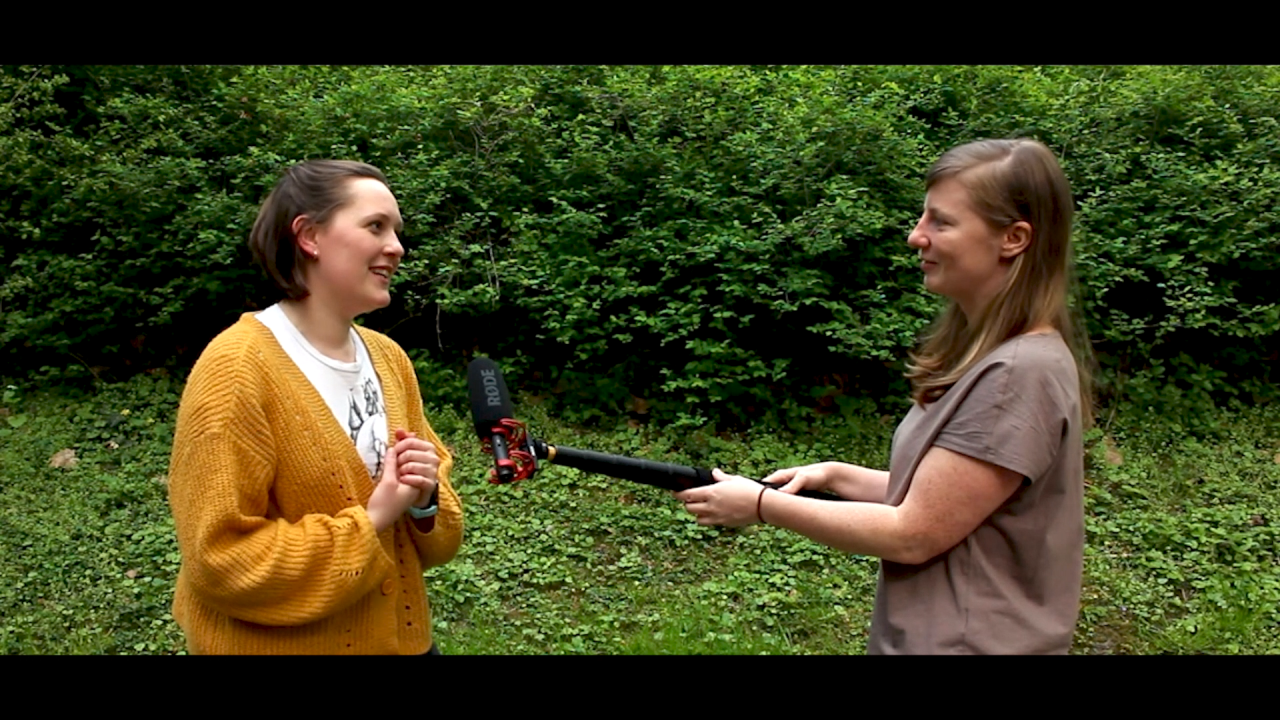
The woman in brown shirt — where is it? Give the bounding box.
[676,138,1093,654]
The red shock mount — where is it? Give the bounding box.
[481,418,537,484]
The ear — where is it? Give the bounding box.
[292,215,319,258]
[1000,221,1032,259]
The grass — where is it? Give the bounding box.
[2,372,1278,654]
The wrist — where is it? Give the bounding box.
[368,507,391,533]
[408,489,439,519]
[756,485,770,525]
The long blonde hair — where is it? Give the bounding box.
[905,138,1095,429]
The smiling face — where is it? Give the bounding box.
[294,177,405,320]
[907,175,1028,319]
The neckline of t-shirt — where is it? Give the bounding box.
[999,328,1067,355]
[1017,328,1061,341]
[257,304,366,373]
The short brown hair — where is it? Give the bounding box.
[248,159,390,300]
[905,138,1095,428]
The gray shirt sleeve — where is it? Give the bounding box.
[929,340,1072,484]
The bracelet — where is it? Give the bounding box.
[408,489,439,519]
[756,485,769,524]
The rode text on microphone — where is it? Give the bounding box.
[467,357,536,484]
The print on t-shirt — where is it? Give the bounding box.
[348,377,388,478]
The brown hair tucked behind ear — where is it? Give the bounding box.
[248,160,389,300]
[904,138,1095,429]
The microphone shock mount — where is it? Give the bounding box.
[481,418,538,484]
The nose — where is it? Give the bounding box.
[907,215,928,250]
[387,232,405,260]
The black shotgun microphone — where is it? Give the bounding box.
[467,356,522,483]
[466,357,843,501]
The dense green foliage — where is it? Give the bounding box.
[4,66,1277,655]
[3,375,1278,654]
[3,66,1278,429]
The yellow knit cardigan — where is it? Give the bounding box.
[167,313,463,654]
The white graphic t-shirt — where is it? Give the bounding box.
[255,303,388,480]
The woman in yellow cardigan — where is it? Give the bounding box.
[167,160,463,655]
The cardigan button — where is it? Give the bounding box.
[381,579,395,595]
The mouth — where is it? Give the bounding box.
[371,266,395,280]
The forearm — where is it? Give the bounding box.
[758,490,921,564]
[389,343,465,569]
[178,507,394,626]
[169,434,392,626]
[405,412,463,568]
[408,481,463,568]
[824,463,891,503]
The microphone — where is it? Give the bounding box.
[466,357,843,502]
[467,356,526,484]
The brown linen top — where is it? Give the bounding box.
[866,331,1085,654]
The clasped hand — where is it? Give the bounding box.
[673,464,830,527]
[367,428,440,532]
[673,469,762,527]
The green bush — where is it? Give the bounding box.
[3,65,1278,427]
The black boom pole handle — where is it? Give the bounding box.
[541,443,843,501]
